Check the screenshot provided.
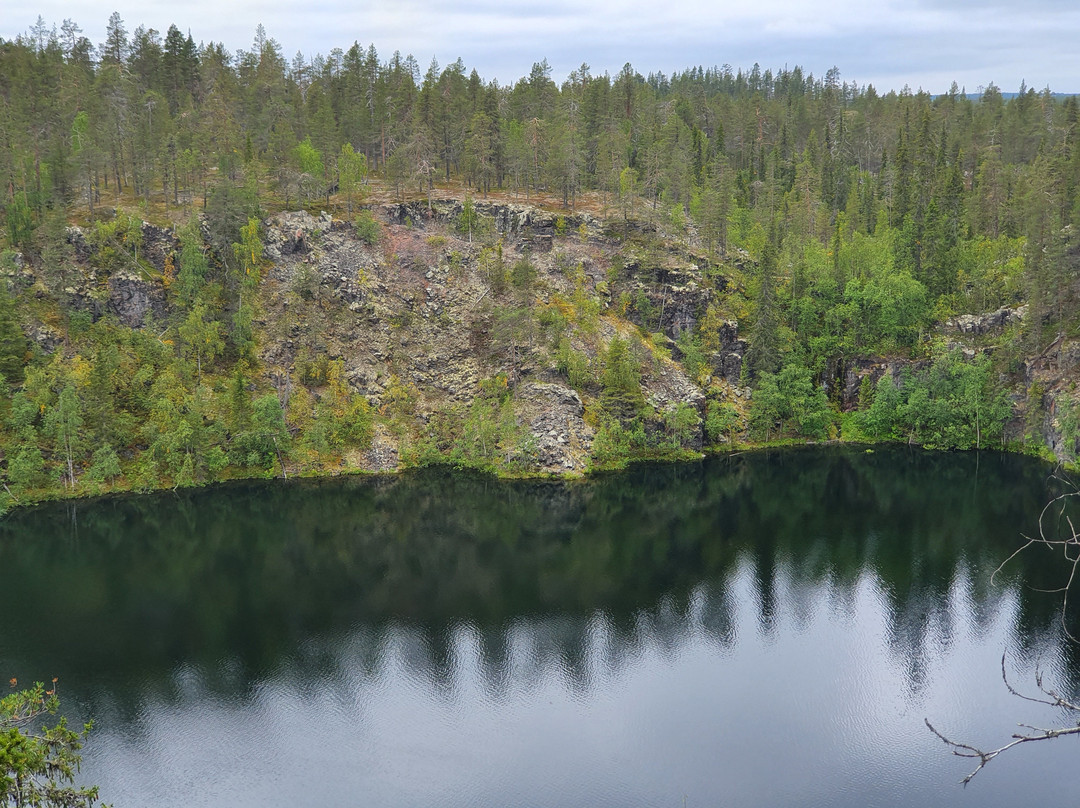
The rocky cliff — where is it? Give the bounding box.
[9,199,1077,481]
[247,202,726,474]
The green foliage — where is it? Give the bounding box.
[5,195,34,248]
[7,445,46,491]
[619,167,638,220]
[705,399,741,444]
[590,416,648,470]
[676,330,708,383]
[478,241,506,293]
[510,257,537,296]
[859,374,904,441]
[338,143,368,214]
[230,217,264,358]
[294,137,325,203]
[841,269,927,352]
[35,212,80,295]
[1,680,103,808]
[178,300,225,383]
[0,284,27,385]
[600,334,644,420]
[88,444,122,482]
[745,236,781,381]
[555,338,593,392]
[451,375,533,472]
[749,364,834,441]
[204,181,260,260]
[956,236,1026,313]
[458,196,479,241]
[663,401,701,449]
[354,210,380,245]
[176,218,210,306]
[321,360,374,447]
[234,394,289,468]
[1057,394,1080,461]
[87,212,147,276]
[295,360,373,464]
[855,351,1011,449]
[232,217,263,282]
[43,385,84,489]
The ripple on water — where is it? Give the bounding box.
[12,448,1080,808]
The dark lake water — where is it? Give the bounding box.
[3,446,1080,807]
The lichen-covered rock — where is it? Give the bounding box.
[66,227,92,262]
[107,269,168,327]
[139,222,179,274]
[707,320,746,384]
[943,305,1025,335]
[362,424,402,473]
[519,382,594,474]
[25,321,64,353]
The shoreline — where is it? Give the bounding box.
[1,437,1060,515]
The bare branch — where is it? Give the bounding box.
[926,716,1080,786]
[990,536,1036,586]
[929,468,1080,785]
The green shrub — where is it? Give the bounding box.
[354,210,380,245]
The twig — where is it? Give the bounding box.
[930,470,1080,783]
[927,653,1080,784]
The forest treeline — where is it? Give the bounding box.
[4,16,1078,326]
[1,14,1080,503]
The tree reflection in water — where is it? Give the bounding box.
[0,447,1078,807]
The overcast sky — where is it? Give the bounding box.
[5,0,1079,94]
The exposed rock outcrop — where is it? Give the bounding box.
[252,205,726,473]
[107,269,169,327]
[943,305,1025,336]
[519,382,594,474]
[378,198,601,245]
[708,320,746,384]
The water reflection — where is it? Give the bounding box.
[1,447,1079,807]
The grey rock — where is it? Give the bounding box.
[943,306,1025,336]
[107,270,168,328]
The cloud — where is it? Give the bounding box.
[3,0,1077,93]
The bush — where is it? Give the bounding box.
[354,210,380,245]
[664,402,701,449]
[590,417,648,469]
[8,445,46,490]
[705,400,740,444]
[88,444,122,482]
[749,364,834,441]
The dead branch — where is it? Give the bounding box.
[926,715,1080,785]
[931,471,1080,782]
[927,654,1080,784]
[989,472,1080,641]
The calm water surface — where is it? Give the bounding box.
[3,447,1080,807]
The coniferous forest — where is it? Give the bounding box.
[2,14,1080,506]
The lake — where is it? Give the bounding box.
[2,446,1080,807]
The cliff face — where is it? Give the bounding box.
[248,202,726,473]
[8,200,1076,484]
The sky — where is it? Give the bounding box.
[5,0,1080,94]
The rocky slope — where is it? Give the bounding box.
[250,201,726,474]
[9,198,1078,479]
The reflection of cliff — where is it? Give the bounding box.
[0,447,1075,699]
